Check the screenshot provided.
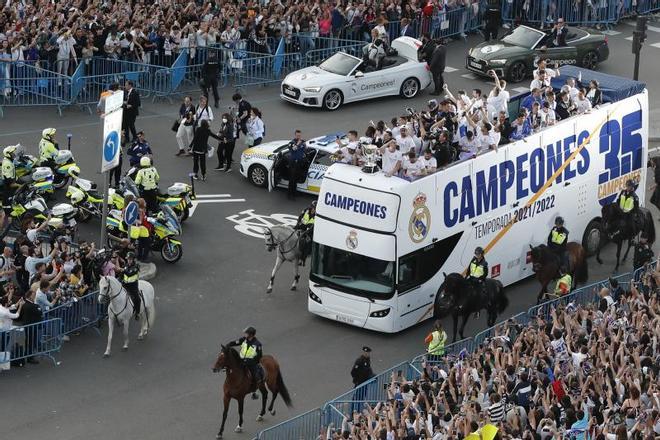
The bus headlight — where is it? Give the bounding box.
[309,289,322,304]
[369,308,390,318]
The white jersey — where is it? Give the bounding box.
[381,148,403,174]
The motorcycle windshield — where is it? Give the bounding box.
[123,177,140,197]
[160,205,181,235]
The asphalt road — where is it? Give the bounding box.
[1,20,659,440]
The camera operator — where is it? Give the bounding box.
[286,130,306,200]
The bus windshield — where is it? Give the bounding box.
[311,243,395,297]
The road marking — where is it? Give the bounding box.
[195,194,232,198]
[624,21,660,32]
[445,66,458,73]
[625,36,634,41]
[512,86,530,94]
[601,29,622,35]
[650,42,660,49]
[194,199,245,204]
[226,209,298,239]
[461,73,477,79]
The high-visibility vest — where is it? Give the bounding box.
[38,138,58,163]
[470,261,485,278]
[619,193,635,213]
[555,274,572,295]
[240,341,257,359]
[551,229,567,245]
[302,211,315,225]
[123,267,139,284]
[2,158,15,179]
[428,330,447,355]
[135,167,159,190]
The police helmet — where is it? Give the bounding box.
[243,326,256,336]
[311,200,317,208]
[42,128,56,139]
[475,246,484,255]
[626,179,635,188]
[140,156,151,167]
[555,216,564,226]
[126,251,136,259]
[3,145,17,159]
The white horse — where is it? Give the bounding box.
[98,275,156,357]
[263,225,308,293]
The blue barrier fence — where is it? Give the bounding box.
[43,289,103,336]
[0,318,64,366]
[256,262,650,439]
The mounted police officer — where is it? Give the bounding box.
[227,326,263,399]
[134,156,160,213]
[547,216,569,269]
[38,127,59,169]
[295,200,316,264]
[121,251,141,320]
[466,247,488,285]
[616,179,639,233]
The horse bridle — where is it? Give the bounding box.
[263,227,299,254]
[98,278,131,318]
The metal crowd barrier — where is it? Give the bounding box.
[257,262,651,439]
[0,318,64,367]
[43,289,102,336]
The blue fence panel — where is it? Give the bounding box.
[0,318,64,366]
[256,407,322,440]
[43,290,101,335]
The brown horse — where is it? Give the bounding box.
[212,345,292,439]
[529,242,589,302]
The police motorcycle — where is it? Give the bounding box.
[125,167,194,222]
[29,166,55,197]
[66,177,108,222]
[9,185,49,229]
[51,150,81,190]
[105,204,183,263]
[10,145,38,180]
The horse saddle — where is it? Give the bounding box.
[246,364,266,386]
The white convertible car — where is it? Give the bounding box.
[280,36,432,111]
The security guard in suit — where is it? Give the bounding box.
[616,179,639,233]
[227,326,263,399]
[121,251,141,320]
[38,127,59,168]
[633,234,654,271]
[134,156,160,213]
[351,346,374,388]
[548,216,569,269]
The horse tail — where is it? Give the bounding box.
[276,370,293,408]
[574,247,589,285]
[644,210,656,244]
[495,281,508,314]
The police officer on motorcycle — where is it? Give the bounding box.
[39,128,59,169]
[616,179,639,233]
[548,216,569,269]
[1,145,18,210]
[121,251,141,320]
[295,200,316,264]
[134,156,160,213]
[227,326,263,399]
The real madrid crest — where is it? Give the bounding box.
[408,192,431,243]
[346,229,358,250]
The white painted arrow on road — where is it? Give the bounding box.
[189,194,246,217]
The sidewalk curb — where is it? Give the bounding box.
[138,262,157,281]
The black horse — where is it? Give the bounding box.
[598,203,656,272]
[434,272,509,342]
[529,243,589,303]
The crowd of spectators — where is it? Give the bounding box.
[322,264,660,439]
[331,64,602,182]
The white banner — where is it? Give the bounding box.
[101,98,123,173]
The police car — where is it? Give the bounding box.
[239,133,347,194]
[280,36,432,111]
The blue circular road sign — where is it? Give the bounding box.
[124,201,139,225]
[103,131,120,162]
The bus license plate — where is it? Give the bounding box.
[469,60,481,69]
[335,314,354,324]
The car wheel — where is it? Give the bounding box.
[322,89,343,111]
[248,164,268,188]
[507,61,527,83]
[582,219,603,256]
[400,77,420,99]
[581,51,599,70]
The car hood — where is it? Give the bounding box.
[242,141,289,157]
[470,42,529,60]
[284,66,339,84]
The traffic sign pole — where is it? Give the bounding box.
[100,166,110,249]
[99,90,124,250]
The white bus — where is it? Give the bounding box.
[308,89,648,333]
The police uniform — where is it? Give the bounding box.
[296,205,315,263]
[426,327,447,361]
[554,272,572,296]
[287,140,306,200]
[547,225,569,267]
[1,156,15,208]
[122,260,141,318]
[135,165,160,213]
[351,347,374,387]
[617,188,639,231]
[633,240,654,270]
[467,256,488,282]
[38,136,59,168]
[227,336,263,388]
